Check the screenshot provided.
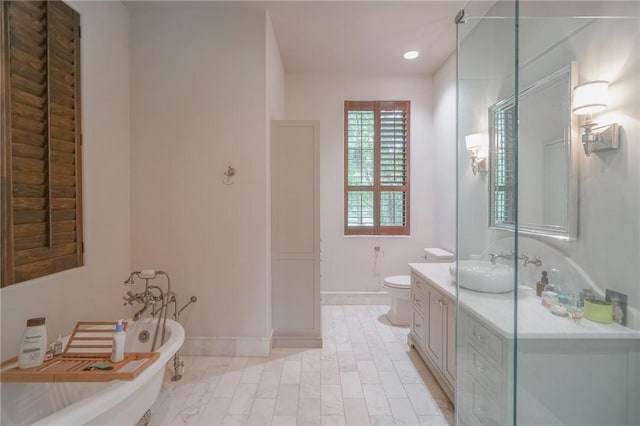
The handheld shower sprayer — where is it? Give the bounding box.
[124,270,159,285]
[124,272,138,286]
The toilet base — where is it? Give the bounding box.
[386,296,411,326]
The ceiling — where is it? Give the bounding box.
[126,1,468,75]
[264,1,467,75]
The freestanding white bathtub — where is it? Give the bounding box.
[0,318,185,426]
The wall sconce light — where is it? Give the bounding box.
[465,133,488,175]
[572,80,619,157]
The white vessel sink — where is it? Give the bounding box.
[449,260,515,293]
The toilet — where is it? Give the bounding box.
[382,275,412,326]
[382,248,454,326]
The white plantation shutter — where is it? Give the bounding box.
[344,101,410,235]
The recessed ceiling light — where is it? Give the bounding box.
[403,50,419,60]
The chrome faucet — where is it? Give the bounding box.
[520,252,543,267]
[488,250,542,267]
[123,286,164,320]
[121,270,197,382]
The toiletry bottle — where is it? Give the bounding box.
[110,319,126,363]
[579,288,593,307]
[53,334,64,356]
[551,294,570,317]
[45,345,55,361]
[18,317,47,369]
[536,271,549,297]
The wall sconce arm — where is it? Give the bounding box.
[581,120,619,157]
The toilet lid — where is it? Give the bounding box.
[383,275,410,289]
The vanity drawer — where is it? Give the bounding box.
[467,343,502,400]
[411,286,425,311]
[411,310,425,348]
[411,275,426,310]
[469,377,501,426]
[467,315,503,367]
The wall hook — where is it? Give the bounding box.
[223,166,236,185]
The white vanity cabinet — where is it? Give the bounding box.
[458,305,640,426]
[409,270,456,403]
[444,297,456,384]
[409,263,640,425]
[457,309,509,426]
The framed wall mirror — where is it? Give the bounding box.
[488,63,578,240]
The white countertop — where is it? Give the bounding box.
[409,263,640,340]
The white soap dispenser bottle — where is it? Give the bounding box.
[110,320,125,363]
[18,317,48,369]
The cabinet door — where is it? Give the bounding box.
[444,296,456,386]
[271,121,321,341]
[426,287,444,370]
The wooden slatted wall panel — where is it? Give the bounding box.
[1,1,82,286]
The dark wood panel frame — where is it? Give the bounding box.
[73,7,83,269]
[1,1,83,286]
[1,1,14,285]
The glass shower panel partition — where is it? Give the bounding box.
[457,1,640,425]
[515,3,640,426]
[455,1,519,425]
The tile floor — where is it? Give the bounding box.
[149,305,454,426]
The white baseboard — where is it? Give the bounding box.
[181,329,273,357]
[321,291,390,305]
[272,336,323,349]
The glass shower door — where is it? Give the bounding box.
[515,2,640,425]
[455,1,519,425]
[456,1,640,425]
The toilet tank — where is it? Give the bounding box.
[424,247,454,263]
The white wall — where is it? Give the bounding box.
[266,12,286,123]
[449,5,640,311]
[432,53,457,253]
[285,74,433,294]
[536,15,640,311]
[0,0,130,360]
[265,11,286,336]
[129,3,274,352]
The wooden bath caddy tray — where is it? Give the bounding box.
[0,352,159,382]
[0,321,159,383]
[64,321,130,357]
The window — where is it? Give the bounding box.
[344,101,410,235]
[1,1,83,286]
[492,106,516,226]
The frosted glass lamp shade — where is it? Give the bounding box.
[477,146,489,159]
[465,133,488,175]
[572,81,608,115]
[465,133,484,150]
